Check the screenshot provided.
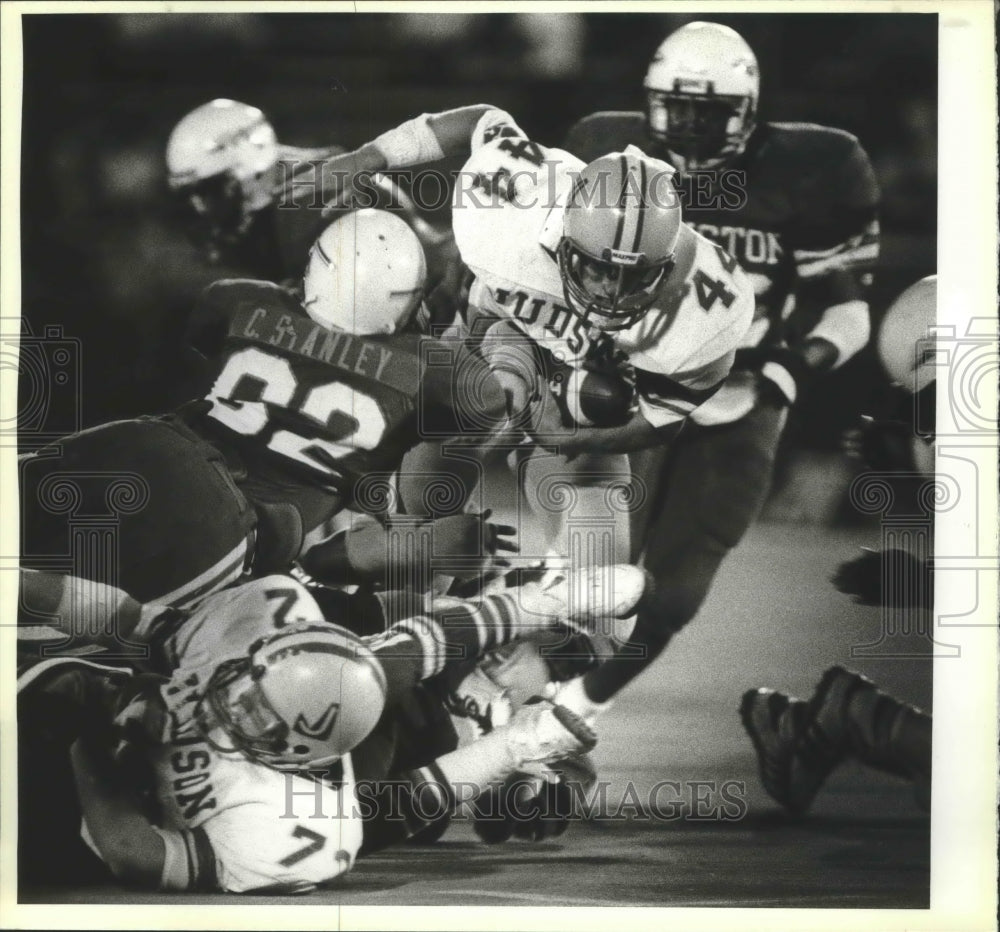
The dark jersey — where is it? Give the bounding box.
[206,146,344,285]
[182,279,505,506]
[246,146,466,328]
[564,114,880,350]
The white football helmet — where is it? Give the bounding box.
[558,150,681,331]
[196,622,387,771]
[303,209,427,334]
[165,99,280,248]
[878,275,937,393]
[643,21,760,171]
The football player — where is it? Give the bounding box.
[19,562,646,891]
[304,105,754,570]
[310,104,754,450]
[299,103,756,718]
[741,276,937,813]
[166,98,464,322]
[547,21,881,722]
[20,210,511,609]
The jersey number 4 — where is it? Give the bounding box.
[207,347,388,475]
[693,243,740,312]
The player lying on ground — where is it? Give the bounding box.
[20,210,512,609]
[19,562,647,892]
[742,276,937,813]
[166,98,465,324]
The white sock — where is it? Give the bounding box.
[551,675,611,722]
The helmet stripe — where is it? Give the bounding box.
[631,158,648,255]
[611,154,631,251]
[315,239,333,267]
[262,635,388,696]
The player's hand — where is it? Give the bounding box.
[422,233,468,329]
[275,144,384,213]
[431,510,519,577]
[111,674,170,762]
[831,547,933,608]
[526,385,579,454]
[842,415,915,471]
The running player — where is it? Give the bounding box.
[550,21,880,721]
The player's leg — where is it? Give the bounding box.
[16,653,133,888]
[557,403,785,714]
[358,696,596,855]
[20,416,256,608]
[397,441,486,520]
[741,666,931,812]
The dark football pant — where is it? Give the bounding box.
[20,416,256,608]
[584,403,786,703]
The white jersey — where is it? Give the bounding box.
[452,109,755,427]
[125,577,363,893]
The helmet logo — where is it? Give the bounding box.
[207,117,269,154]
[673,77,711,93]
[293,702,341,740]
[602,248,644,266]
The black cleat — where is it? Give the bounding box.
[740,678,848,814]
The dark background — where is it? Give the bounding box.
[18,11,936,451]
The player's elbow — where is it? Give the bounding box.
[100,831,166,889]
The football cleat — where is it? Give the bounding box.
[516,563,650,641]
[742,666,933,814]
[740,681,847,814]
[472,759,587,845]
[471,702,598,845]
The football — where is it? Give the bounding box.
[550,364,635,427]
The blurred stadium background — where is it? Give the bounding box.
[19,11,936,518]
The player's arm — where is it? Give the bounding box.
[287,105,517,208]
[532,402,685,456]
[18,568,184,653]
[71,735,193,889]
[775,134,881,397]
[299,512,516,588]
[527,351,732,455]
[360,702,594,854]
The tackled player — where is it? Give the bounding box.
[17,562,647,892]
[19,211,511,609]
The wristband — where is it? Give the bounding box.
[372,114,445,168]
[735,346,810,407]
[760,360,799,406]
